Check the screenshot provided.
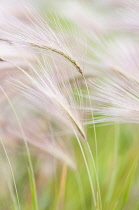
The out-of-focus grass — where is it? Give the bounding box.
[0,123,139,209]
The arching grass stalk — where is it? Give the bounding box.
[116,156,138,207]
[0,137,20,210]
[0,39,83,76]
[82,74,102,209]
[106,123,120,201]
[30,43,83,75]
[8,179,19,210]
[74,132,97,209]
[83,74,98,169]
[86,142,102,210]
[0,86,39,210]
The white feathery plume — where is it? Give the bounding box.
[0,3,86,169]
[0,5,83,75]
[9,54,86,140]
[87,38,139,124]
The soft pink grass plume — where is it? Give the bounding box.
[0,3,86,170]
[0,5,83,75]
[11,54,85,139]
[87,38,139,124]
[0,100,75,169]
